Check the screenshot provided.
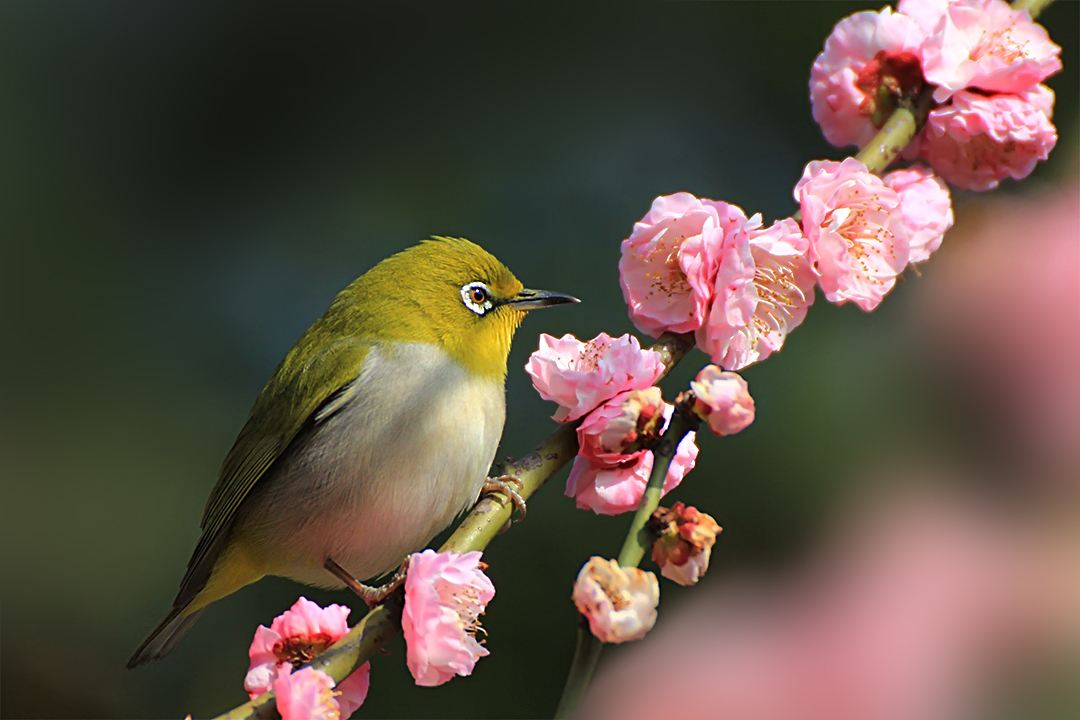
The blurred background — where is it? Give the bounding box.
[3,1,1077,718]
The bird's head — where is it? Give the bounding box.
[342,237,578,379]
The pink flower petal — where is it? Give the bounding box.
[620,193,757,337]
[525,332,665,422]
[810,8,927,148]
[566,405,699,515]
[401,550,495,687]
[919,87,1058,191]
[901,0,1062,102]
[690,366,755,437]
[796,158,910,311]
[273,666,340,720]
[883,165,954,264]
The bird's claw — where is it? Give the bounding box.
[481,474,527,525]
[325,556,410,609]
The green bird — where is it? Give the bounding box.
[129,237,577,667]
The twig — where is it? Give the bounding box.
[554,406,698,719]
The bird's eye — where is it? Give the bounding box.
[461,282,493,316]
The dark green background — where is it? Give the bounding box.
[4,2,1077,718]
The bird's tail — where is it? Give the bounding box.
[127,539,264,668]
[127,606,204,668]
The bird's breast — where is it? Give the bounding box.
[237,342,507,585]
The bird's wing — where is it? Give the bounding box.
[174,334,369,604]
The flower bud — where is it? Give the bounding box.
[650,502,722,586]
[572,556,659,643]
[689,365,755,437]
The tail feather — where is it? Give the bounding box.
[127,607,204,668]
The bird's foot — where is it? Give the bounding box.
[481,474,527,524]
[324,556,410,609]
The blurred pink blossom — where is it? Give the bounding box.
[796,158,909,311]
[581,489,1064,720]
[690,365,755,437]
[619,193,755,337]
[244,597,369,716]
[567,404,699,515]
[918,181,1080,480]
[401,549,495,687]
[525,332,665,422]
[650,502,722,587]
[698,218,815,370]
[882,165,953,265]
[919,86,1058,191]
[273,666,340,720]
[899,0,1062,102]
[810,8,927,148]
[573,557,659,643]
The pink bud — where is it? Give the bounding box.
[650,502,723,587]
[690,365,755,437]
[573,557,659,643]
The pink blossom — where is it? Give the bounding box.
[273,666,340,720]
[567,404,699,515]
[690,365,755,437]
[619,193,753,336]
[573,557,659,643]
[919,87,1057,191]
[883,166,954,265]
[244,597,370,716]
[698,218,815,370]
[576,387,665,466]
[401,549,495,687]
[334,665,371,718]
[900,0,1062,102]
[525,332,665,422]
[796,158,910,311]
[810,8,928,148]
[650,502,723,587]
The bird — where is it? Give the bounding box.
[128,237,578,667]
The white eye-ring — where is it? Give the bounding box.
[461,281,494,316]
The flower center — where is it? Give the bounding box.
[274,634,335,668]
[971,28,1029,64]
[639,227,693,298]
[594,574,632,611]
[752,261,805,336]
[855,51,925,127]
[576,337,612,371]
[445,584,487,642]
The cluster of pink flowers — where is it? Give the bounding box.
[812,0,1060,190]
[619,195,818,369]
[621,163,952,348]
[531,0,1060,671]
[528,336,756,514]
[244,551,496,717]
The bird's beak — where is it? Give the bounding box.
[507,288,580,311]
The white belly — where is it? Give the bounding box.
[234,342,506,586]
